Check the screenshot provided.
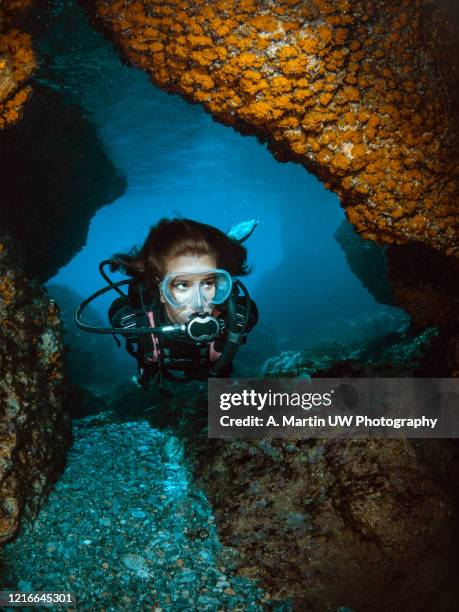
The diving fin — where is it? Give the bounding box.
[226,219,259,243]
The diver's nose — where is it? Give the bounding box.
[190,286,203,310]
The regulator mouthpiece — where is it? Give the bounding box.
[186,313,221,343]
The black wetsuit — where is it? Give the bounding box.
[108,280,258,386]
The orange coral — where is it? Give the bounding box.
[0,5,36,129]
[87,0,458,259]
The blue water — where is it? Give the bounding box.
[40,0,406,373]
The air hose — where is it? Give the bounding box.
[210,280,251,376]
[74,279,183,335]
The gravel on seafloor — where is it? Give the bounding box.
[0,411,280,611]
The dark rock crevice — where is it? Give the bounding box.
[0,82,126,282]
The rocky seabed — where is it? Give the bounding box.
[0,413,275,611]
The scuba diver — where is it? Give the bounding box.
[75,217,258,389]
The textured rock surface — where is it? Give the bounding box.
[0,0,37,129]
[387,243,459,328]
[261,311,459,379]
[334,218,393,306]
[0,0,124,546]
[194,437,457,611]
[0,236,71,543]
[109,380,459,611]
[424,0,459,129]
[84,0,458,259]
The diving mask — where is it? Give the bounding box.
[160,269,233,309]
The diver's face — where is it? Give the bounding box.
[159,254,217,324]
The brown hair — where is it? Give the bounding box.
[110,218,250,291]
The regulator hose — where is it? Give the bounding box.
[210,280,251,376]
[74,279,183,335]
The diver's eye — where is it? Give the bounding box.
[173,281,191,291]
[201,278,216,289]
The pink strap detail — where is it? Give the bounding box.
[209,307,222,362]
[146,311,160,363]
[209,341,222,363]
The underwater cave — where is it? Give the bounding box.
[0,0,459,610]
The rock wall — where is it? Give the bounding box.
[0,236,71,543]
[194,436,458,611]
[0,0,125,544]
[423,0,459,130]
[334,218,393,306]
[0,0,36,129]
[83,0,458,261]
[387,243,459,328]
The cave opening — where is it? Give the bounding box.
[25,0,408,396]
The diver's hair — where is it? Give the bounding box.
[110,218,250,290]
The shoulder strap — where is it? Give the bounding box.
[128,278,159,310]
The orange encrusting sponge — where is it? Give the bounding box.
[90,0,458,258]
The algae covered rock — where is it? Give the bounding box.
[0,0,37,129]
[83,0,458,259]
[0,235,71,543]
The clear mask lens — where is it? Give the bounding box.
[161,269,232,308]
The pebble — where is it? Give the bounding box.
[17,580,33,591]
[130,510,146,519]
[122,553,149,575]
[0,417,268,610]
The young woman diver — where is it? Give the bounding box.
[75,217,258,388]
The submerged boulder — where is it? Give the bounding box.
[191,436,458,611]
[0,236,71,543]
